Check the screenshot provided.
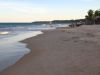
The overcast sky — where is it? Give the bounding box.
[0,0,99,22]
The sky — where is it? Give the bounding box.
[0,0,100,22]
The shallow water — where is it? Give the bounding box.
[0,31,43,71]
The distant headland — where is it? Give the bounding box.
[32,19,85,25]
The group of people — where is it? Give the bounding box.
[69,22,83,28]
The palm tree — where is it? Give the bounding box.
[85,15,89,24]
[94,10,100,17]
[85,9,94,24]
[94,9,100,24]
[88,10,94,18]
[88,9,94,24]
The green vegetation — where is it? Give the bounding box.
[85,9,100,24]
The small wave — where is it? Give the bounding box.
[0,32,9,35]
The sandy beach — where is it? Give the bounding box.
[1,25,100,75]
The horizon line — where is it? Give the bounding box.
[0,18,85,23]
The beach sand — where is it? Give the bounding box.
[1,25,100,75]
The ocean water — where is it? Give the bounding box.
[0,23,68,71]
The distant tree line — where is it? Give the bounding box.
[32,19,86,25]
[32,20,77,25]
[85,9,100,25]
[51,20,75,24]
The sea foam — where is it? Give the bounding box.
[0,32,9,35]
[0,31,43,71]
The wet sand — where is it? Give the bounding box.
[1,25,100,75]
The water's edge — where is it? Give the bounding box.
[0,31,43,72]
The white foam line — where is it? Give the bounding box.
[0,32,9,35]
[0,31,43,45]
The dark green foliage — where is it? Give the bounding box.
[94,10,100,17]
[85,9,100,25]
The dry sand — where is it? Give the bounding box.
[1,25,100,75]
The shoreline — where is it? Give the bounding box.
[0,31,43,72]
[1,25,100,75]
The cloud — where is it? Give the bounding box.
[0,2,48,15]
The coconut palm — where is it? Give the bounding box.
[85,9,94,24]
[88,9,94,19]
[94,9,100,24]
[94,10,100,17]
